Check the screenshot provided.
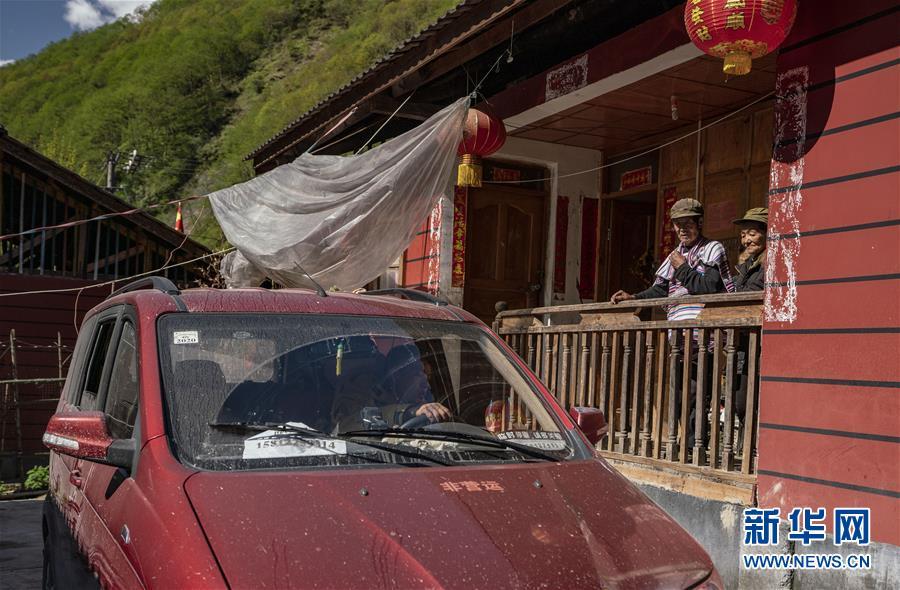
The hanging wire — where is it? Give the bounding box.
[472,49,513,95]
[355,91,416,155]
[2,88,776,241]
[310,120,381,155]
[0,194,207,242]
[0,246,236,299]
[305,106,360,155]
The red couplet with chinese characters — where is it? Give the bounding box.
[684,0,798,75]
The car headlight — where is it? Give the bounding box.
[691,568,725,590]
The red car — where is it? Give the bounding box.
[42,277,722,589]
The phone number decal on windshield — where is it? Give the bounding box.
[242,430,348,459]
[496,431,567,451]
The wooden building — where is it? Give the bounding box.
[251,1,898,587]
[0,130,208,475]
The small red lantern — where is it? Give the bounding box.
[174,203,184,232]
[684,0,798,76]
[457,105,506,187]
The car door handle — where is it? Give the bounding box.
[70,469,83,488]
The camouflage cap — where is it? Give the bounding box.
[733,207,768,226]
[670,198,704,219]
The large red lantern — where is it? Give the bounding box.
[457,105,506,187]
[684,0,797,76]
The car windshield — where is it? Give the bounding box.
[158,314,581,471]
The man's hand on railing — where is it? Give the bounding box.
[610,290,635,304]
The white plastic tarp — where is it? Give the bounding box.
[208,97,469,289]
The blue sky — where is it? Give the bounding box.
[1,0,154,65]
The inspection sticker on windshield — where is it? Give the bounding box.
[242,429,347,459]
[497,431,567,451]
[173,331,199,344]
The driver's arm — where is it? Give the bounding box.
[381,402,451,426]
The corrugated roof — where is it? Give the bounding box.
[245,0,483,161]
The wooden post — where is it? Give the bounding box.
[679,332,692,464]
[561,333,571,407]
[577,332,589,406]
[18,172,25,273]
[598,332,611,414]
[57,332,63,379]
[587,332,598,407]
[616,331,631,453]
[541,333,552,390]
[742,330,760,474]
[722,328,737,471]
[9,330,22,478]
[629,330,644,454]
[640,330,655,457]
[653,330,666,459]
[665,329,683,460]
[526,333,536,370]
[93,219,102,279]
[39,189,47,274]
[606,332,620,452]
[693,328,708,466]
[550,334,560,403]
[709,329,722,470]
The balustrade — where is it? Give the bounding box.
[494,292,763,477]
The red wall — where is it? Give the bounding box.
[0,274,108,454]
[400,221,439,291]
[757,1,900,545]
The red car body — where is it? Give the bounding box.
[43,284,721,589]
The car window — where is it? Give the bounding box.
[80,320,116,410]
[62,316,97,405]
[157,314,584,471]
[104,322,139,439]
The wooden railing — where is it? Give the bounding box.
[494,293,763,478]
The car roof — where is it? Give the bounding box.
[97,287,480,324]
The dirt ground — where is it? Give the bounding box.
[0,497,44,589]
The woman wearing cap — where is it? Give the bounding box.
[732,208,767,430]
[610,198,735,315]
[733,208,768,292]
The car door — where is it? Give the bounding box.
[50,310,116,534]
[77,308,144,588]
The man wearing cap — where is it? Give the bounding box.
[610,198,734,453]
[733,207,768,292]
[610,198,735,314]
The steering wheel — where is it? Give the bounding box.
[399,413,431,430]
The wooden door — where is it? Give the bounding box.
[463,187,546,324]
[604,198,657,298]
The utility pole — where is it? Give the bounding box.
[124,149,140,173]
[106,151,120,190]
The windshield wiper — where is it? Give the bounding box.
[341,428,561,462]
[208,421,451,466]
[209,421,328,437]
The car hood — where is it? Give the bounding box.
[184,459,712,590]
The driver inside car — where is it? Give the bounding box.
[330,339,451,433]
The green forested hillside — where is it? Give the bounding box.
[0,0,458,246]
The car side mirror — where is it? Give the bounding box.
[568,406,608,445]
[43,411,135,470]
